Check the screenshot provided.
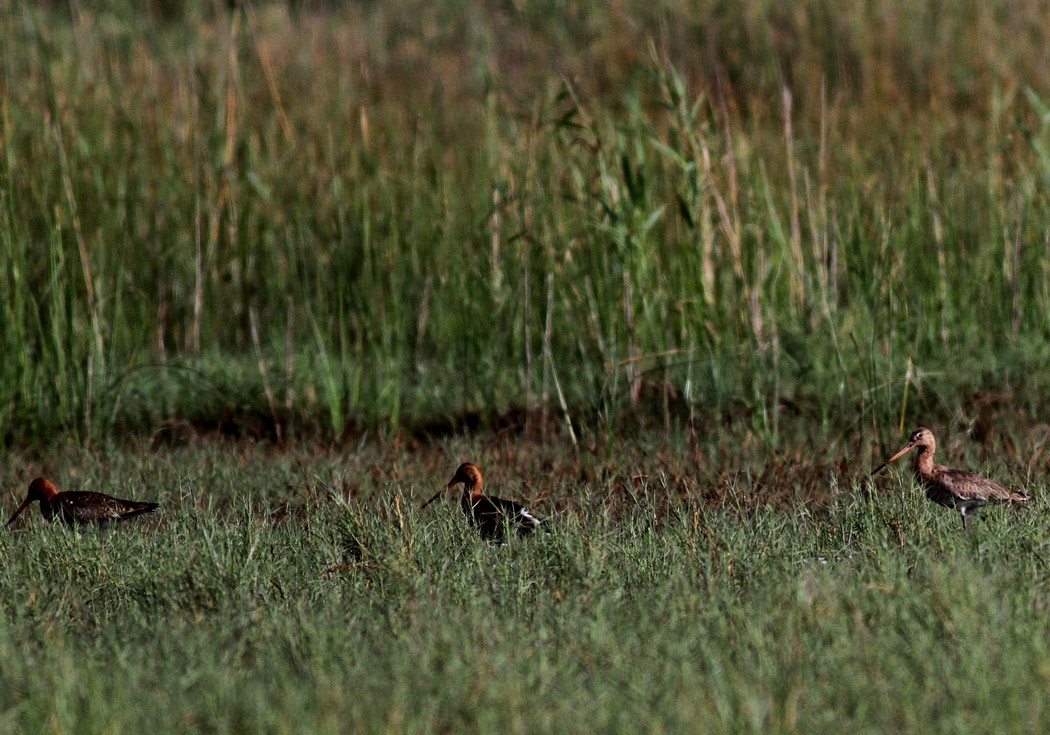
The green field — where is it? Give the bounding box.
[2,0,1050,732]
[1,441,1047,732]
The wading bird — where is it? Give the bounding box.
[421,462,543,541]
[871,427,1028,529]
[7,477,159,528]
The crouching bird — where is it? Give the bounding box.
[8,477,159,528]
[421,462,543,542]
[870,427,1028,529]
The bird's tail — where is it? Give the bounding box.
[125,501,160,517]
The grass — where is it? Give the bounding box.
[1,440,1048,733]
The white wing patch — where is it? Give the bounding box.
[518,508,541,527]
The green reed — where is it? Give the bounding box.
[1,0,1050,447]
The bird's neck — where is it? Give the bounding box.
[40,499,60,521]
[913,447,936,477]
[460,490,483,516]
[33,486,59,503]
[461,484,483,502]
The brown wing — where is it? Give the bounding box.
[57,491,159,524]
[936,466,1027,503]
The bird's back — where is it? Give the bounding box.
[463,494,542,540]
[50,491,160,525]
[923,465,1027,505]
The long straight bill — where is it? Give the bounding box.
[870,442,915,477]
[6,498,33,527]
[421,483,454,510]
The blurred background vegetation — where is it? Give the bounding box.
[2,0,1049,452]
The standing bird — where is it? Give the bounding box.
[871,427,1028,529]
[7,477,159,528]
[421,462,543,542]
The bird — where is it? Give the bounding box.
[870,427,1028,529]
[420,462,543,541]
[7,477,160,528]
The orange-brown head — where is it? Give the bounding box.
[7,477,60,526]
[446,463,483,495]
[871,427,936,476]
[420,462,485,509]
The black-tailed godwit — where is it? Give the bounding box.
[421,462,543,541]
[7,477,159,528]
[871,427,1028,529]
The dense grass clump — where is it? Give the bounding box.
[2,1,1050,445]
